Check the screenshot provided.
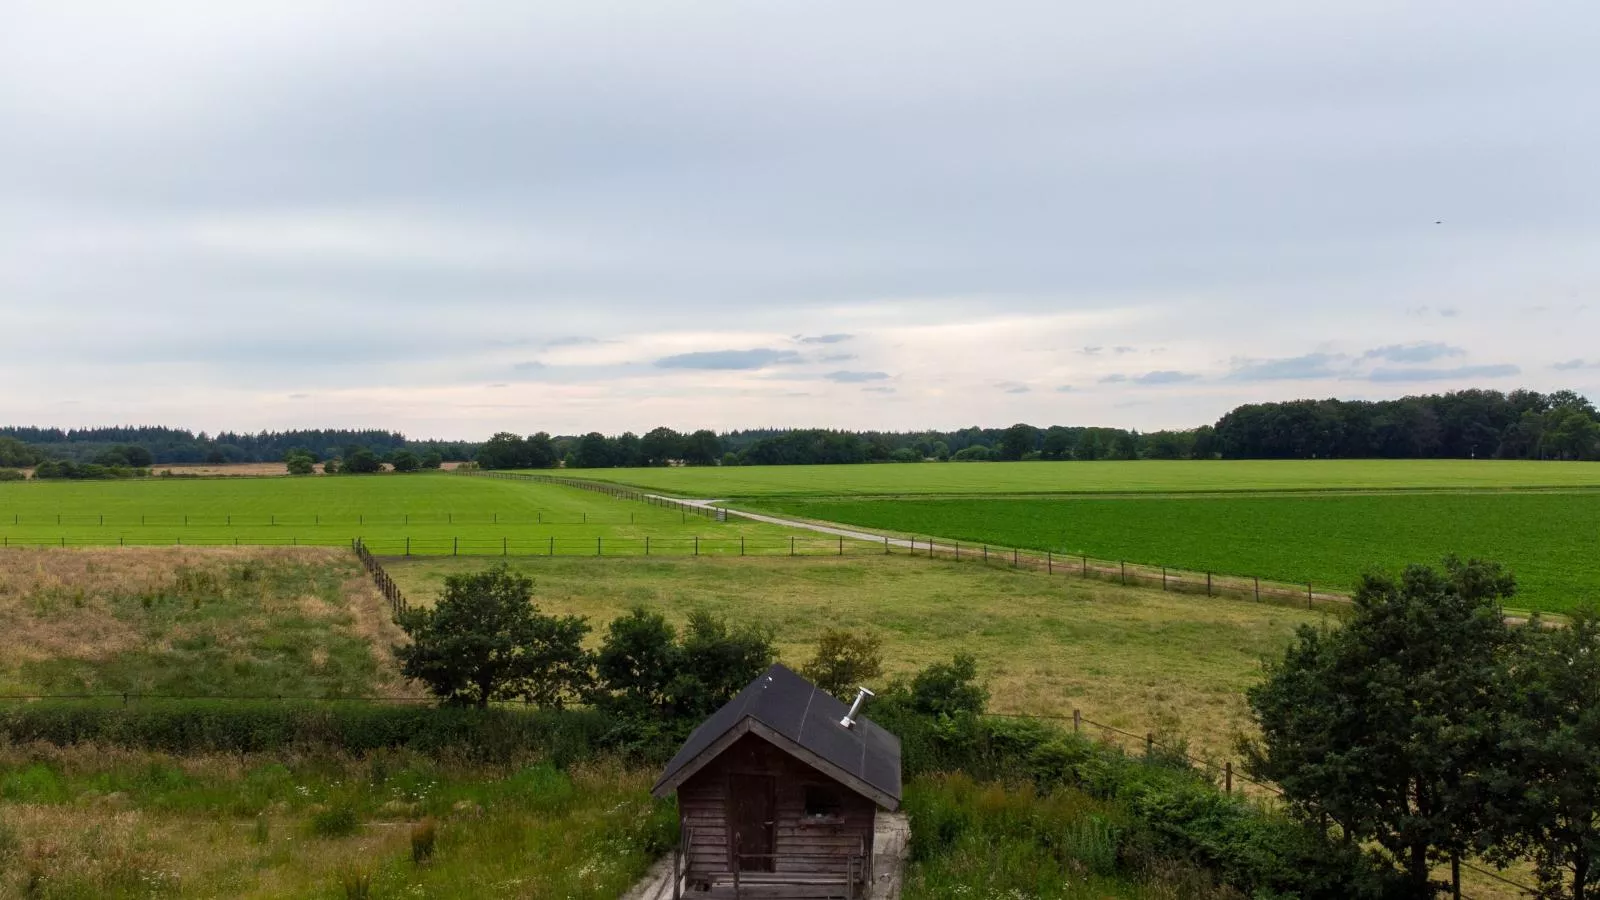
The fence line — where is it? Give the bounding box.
[353,539,409,619]
[0,512,669,527]
[458,469,729,521]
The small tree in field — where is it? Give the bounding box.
[394,567,590,708]
[285,451,315,475]
[390,450,420,472]
[802,628,884,699]
[420,451,443,470]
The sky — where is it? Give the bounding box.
[2,1,1597,440]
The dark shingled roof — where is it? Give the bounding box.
[651,663,902,808]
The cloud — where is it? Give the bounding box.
[1366,364,1521,383]
[654,348,803,370]
[287,393,310,400]
[861,386,896,394]
[825,370,890,383]
[1102,370,1201,385]
[1362,342,1465,364]
[1553,359,1600,371]
[487,383,508,388]
[1113,346,1137,355]
[543,336,601,348]
[796,333,853,344]
[1078,346,1103,356]
[1227,353,1347,381]
[817,352,857,362]
[1055,385,1075,393]
[512,360,547,371]
[996,381,1031,394]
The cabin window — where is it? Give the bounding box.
[803,785,843,821]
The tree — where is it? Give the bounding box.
[683,430,722,466]
[0,437,39,468]
[343,447,383,473]
[476,432,530,469]
[526,432,557,469]
[1246,558,1522,896]
[420,450,443,470]
[393,567,590,709]
[594,608,682,714]
[322,457,340,475]
[285,451,315,476]
[574,432,613,469]
[390,450,420,472]
[1486,609,1600,900]
[801,628,884,699]
[639,427,684,467]
[999,423,1039,461]
[593,608,774,720]
[668,612,775,719]
[1075,429,1102,461]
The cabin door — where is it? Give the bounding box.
[729,774,776,872]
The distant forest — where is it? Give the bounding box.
[1,388,1597,473]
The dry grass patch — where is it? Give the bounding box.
[0,547,419,700]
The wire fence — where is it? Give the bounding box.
[463,469,728,521]
[0,511,701,527]
[354,539,409,619]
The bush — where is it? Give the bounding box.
[310,802,360,837]
[411,817,438,864]
[285,451,316,476]
[420,451,443,470]
[951,445,995,462]
[0,469,24,482]
[390,450,420,473]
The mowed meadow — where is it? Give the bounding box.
[756,491,1600,613]
[561,458,1600,497]
[558,459,1600,614]
[0,473,840,557]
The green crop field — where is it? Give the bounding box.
[0,473,841,556]
[753,493,1600,613]
[557,459,1600,498]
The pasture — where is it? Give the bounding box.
[388,555,1327,756]
[755,492,1600,614]
[559,458,1600,497]
[0,473,833,557]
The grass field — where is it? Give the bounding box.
[0,743,670,899]
[0,547,414,699]
[753,493,1600,614]
[559,459,1600,497]
[0,474,831,557]
[388,556,1327,757]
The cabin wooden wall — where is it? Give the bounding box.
[679,733,876,881]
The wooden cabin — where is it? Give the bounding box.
[652,664,902,899]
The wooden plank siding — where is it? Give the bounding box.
[680,734,875,885]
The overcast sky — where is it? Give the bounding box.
[2,2,1597,439]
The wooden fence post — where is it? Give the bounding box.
[1121,561,1126,585]
[453,536,458,556]
[1146,733,1154,757]
[1047,550,1052,573]
[1073,709,1081,734]
[405,536,410,557]
[1162,567,1167,590]
[1255,576,1260,602]
[1207,572,1212,596]
[1307,582,1313,608]
[1224,761,1233,794]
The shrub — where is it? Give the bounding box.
[0,469,24,482]
[310,803,360,838]
[410,817,438,864]
[390,450,420,473]
[0,700,614,765]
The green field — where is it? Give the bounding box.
[754,493,1600,613]
[0,473,837,556]
[559,459,1600,497]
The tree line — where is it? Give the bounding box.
[4,387,1597,475]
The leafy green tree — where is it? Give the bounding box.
[639,427,684,467]
[574,432,613,469]
[999,423,1039,461]
[394,567,590,709]
[526,432,557,468]
[390,450,420,472]
[1246,558,1522,896]
[343,448,382,474]
[475,432,529,469]
[683,430,722,466]
[669,612,775,718]
[322,457,340,475]
[1486,610,1600,900]
[420,450,443,469]
[0,437,39,468]
[1075,430,1101,461]
[594,608,681,714]
[801,628,885,700]
[284,451,315,475]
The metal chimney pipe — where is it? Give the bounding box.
[839,687,875,728]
